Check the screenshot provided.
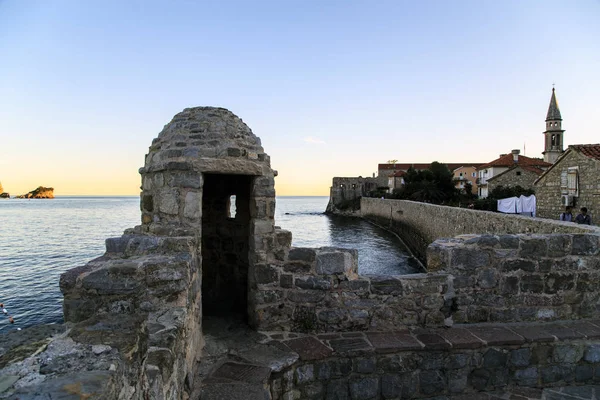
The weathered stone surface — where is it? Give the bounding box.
[366,332,422,353]
[284,337,333,361]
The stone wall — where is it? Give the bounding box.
[427,233,600,324]
[361,198,600,263]
[250,232,452,332]
[487,166,541,194]
[536,150,600,221]
[326,176,385,214]
[60,234,201,399]
[267,321,600,399]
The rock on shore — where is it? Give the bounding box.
[16,187,54,199]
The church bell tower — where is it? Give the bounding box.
[542,87,564,163]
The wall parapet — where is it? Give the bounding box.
[361,198,600,263]
[428,233,600,324]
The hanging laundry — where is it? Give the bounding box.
[497,197,518,213]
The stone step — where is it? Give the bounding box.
[198,382,270,400]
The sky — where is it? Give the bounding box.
[0,1,599,196]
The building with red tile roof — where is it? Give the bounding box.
[476,150,551,198]
[535,144,600,222]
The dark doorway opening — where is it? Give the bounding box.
[201,174,253,320]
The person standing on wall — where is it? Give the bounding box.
[560,206,573,222]
[575,207,592,225]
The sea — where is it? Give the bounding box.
[0,196,418,332]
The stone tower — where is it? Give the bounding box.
[542,87,565,163]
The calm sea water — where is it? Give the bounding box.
[0,196,417,332]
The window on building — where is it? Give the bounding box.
[567,167,579,196]
[472,172,476,177]
[516,171,521,176]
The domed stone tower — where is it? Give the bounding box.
[139,106,278,317]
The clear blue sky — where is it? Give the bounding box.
[1,0,599,195]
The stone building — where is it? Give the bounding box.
[477,150,550,198]
[535,144,600,221]
[326,176,385,213]
[484,164,545,194]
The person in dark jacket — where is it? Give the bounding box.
[575,207,592,225]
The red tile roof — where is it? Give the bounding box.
[478,153,551,170]
[571,144,600,161]
[378,163,483,171]
[389,171,406,177]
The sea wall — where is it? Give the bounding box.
[361,198,600,263]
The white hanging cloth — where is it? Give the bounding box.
[519,195,536,217]
[497,197,518,214]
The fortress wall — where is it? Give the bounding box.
[360,198,600,263]
[428,233,600,324]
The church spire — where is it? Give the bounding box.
[542,87,565,163]
[546,87,562,121]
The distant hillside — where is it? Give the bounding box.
[17,186,54,199]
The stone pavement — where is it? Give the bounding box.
[193,317,600,399]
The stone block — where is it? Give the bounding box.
[501,259,536,272]
[289,248,316,263]
[544,273,575,294]
[275,229,292,248]
[157,189,179,215]
[584,344,600,363]
[575,365,593,383]
[477,268,497,288]
[572,234,599,255]
[325,379,349,400]
[254,264,279,284]
[519,236,548,258]
[366,332,422,353]
[316,251,352,275]
[287,290,326,304]
[419,370,445,396]
[445,353,470,369]
[514,367,538,386]
[284,337,332,361]
[509,348,531,367]
[171,172,202,188]
[317,309,346,324]
[381,372,418,399]
[349,377,378,400]
[547,235,571,257]
[553,344,584,363]
[183,191,201,219]
[498,235,520,249]
[541,365,574,384]
[295,277,332,290]
[295,364,314,385]
[280,274,293,288]
[450,247,491,270]
[520,275,544,293]
[369,276,403,295]
[284,262,312,274]
[353,357,376,374]
[483,349,508,368]
[447,369,468,393]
